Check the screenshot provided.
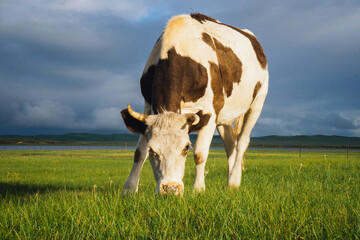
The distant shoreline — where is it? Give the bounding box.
[1,133,359,149]
[1,145,359,152]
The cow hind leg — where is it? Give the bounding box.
[193,119,216,192]
[232,115,246,171]
[217,125,237,180]
[228,95,266,189]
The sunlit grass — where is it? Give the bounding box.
[1,150,359,239]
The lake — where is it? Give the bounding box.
[0,145,359,152]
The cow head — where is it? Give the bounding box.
[121,104,208,195]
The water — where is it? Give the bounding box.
[0,145,136,151]
[213,147,360,152]
[1,145,359,152]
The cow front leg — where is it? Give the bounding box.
[123,135,148,195]
[193,120,216,192]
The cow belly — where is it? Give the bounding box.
[216,77,265,125]
[216,96,250,125]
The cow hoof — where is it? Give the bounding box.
[228,184,240,190]
[122,187,138,196]
[193,185,205,193]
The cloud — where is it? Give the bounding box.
[13,100,123,131]
[90,107,122,130]
[14,101,76,128]
[54,0,163,20]
[255,107,360,137]
[0,0,164,22]
[319,113,357,131]
[1,0,360,136]
[254,117,301,136]
[3,69,143,129]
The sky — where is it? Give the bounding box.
[0,0,359,137]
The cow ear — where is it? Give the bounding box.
[120,109,147,134]
[188,111,211,133]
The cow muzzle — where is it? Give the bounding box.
[160,182,183,195]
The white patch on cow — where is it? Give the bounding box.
[161,15,218,68]
[121,14,269,195]
[145,112,193,194]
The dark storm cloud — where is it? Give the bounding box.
[320,113,357,131]
[0,0,164,134]
[0,0,359,136]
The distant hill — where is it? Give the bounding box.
[0,133,139,146]
[0,133,359,148]
[249,135,360,148]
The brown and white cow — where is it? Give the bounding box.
[121,13,268,195]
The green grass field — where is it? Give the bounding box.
[1,149,359,239]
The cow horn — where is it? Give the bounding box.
[127,104,148,122]
[186,113,200,126]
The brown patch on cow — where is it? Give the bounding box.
[213,38,243,96]
[203,33,242,118]
[151,47,208,113]
[195,13,267,69]
[252,82,262,103]
[189,111,211,133]
[202,32,215,50]
[225,25,267,69]
[140,65,156,105]
[194,152,205,165]
[191,13,219,24]
[134,148,141,163]
[209,62,224,117]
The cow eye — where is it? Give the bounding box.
[149,148,158,157]
[182,144,191,155]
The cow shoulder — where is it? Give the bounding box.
[142,15,209,113]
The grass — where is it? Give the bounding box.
[0,149,359,239]
[2,133,360,148]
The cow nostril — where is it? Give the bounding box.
[162,184,168,193]
[161,183,181,195]
[168,185,179,193]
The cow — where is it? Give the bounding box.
[121,13,268,195]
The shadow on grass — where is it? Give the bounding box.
[0,182,84,197]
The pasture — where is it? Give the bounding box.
[1,149,359,239]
